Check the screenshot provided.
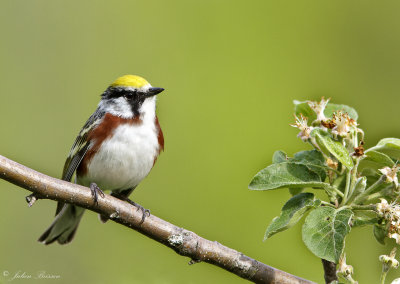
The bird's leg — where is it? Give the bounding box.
[111,192,150,224]
[90,183,105,205]
[127,200,151,224]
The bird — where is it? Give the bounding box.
[38,75,164,245]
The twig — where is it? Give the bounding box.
[0,155,315,284]
[25,192,43,207]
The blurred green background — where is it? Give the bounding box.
[1,0,400,283]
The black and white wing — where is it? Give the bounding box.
[61,108,104,181]
[56,108,104,215]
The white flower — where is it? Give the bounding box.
[290,114,313,142]
[377,199,391,218]
[331,111,356,137]
[379,165,399,189]
[388,232,400,245]
[376,199,400,244]
[308,97,330,123]
[380,248,399,270]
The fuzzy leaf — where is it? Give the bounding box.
[272,150,288,164]
[352,217,379,227]
[289,188,304,196]
[264,193,315,240]
[359,150,394,172]
[302,207,353,262]
[293,100,317,121]
[293,150,325,165]
[373,224,387,245]
[293,150,327,181]
[367,138,400,161]
[311,129,353,169]
[249,162,330,190]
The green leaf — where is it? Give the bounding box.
[249,162,330,190]
[289,188,304,196]
[373,224,387,245]
[272,150,288,164]
[293,150,327,181]
[264,193,315,240]
[302,207,353,263]
[359,150,394,173]
[352,217,379,227]
[347,177,367,203]
[362,150,394,166]
[293,100,358,121]
[367,138,400,161]
[293,100,317,122]
[311,129,354,169]
[293,150,325,165]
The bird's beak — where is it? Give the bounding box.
[147,87,164,97]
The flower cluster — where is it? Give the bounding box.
[331,111,357,137]
[376,199,400,244]
[379,248,399,272]
[293,98,360,143]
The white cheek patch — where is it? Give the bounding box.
[98,97,133,118]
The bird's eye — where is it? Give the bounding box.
[122,91,134,99]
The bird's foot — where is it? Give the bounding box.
[90,183,105,205]
[124,199,150,224]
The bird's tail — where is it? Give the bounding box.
[38,204,85,245]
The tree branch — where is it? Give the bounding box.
[0,155,315,284]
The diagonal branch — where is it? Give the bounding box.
[0,155,315,284]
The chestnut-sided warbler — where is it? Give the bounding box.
[38,75,164,245]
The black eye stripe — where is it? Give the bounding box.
[103,88,137,99]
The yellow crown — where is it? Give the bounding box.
[110,75,150,88]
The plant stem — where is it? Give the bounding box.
[347,158,361,200]
[341,169,351,205]
[352,175,386,204]
[349,204,376,211]
[380,270,387,284]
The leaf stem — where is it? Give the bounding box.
[323,184,344,198]
[320,201,336,208]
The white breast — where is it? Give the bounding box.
[78,97,160,191]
